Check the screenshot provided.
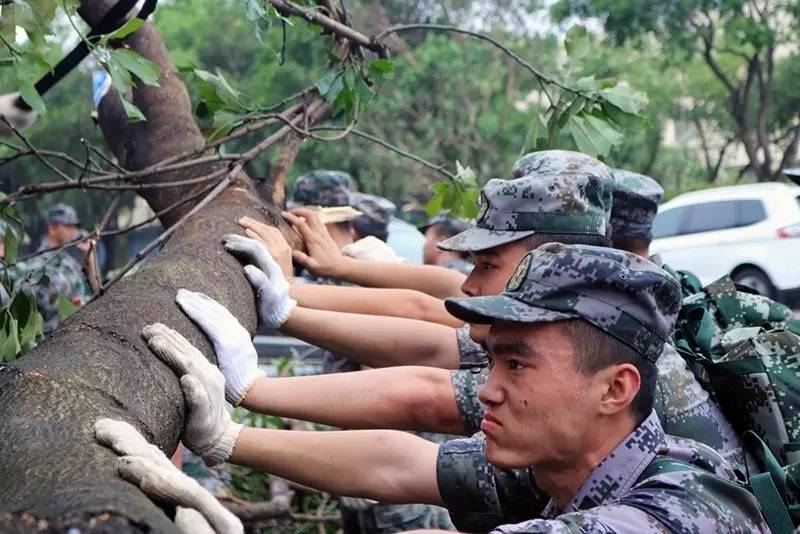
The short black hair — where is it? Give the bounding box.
[517,232,612,250]
[561,319,656,424]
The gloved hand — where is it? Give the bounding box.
[142,323,242,466]
[0,92,38,137]
[223,234,296,328]
[94,418,243,534]
[176,289,264,407]
[341,236,407,263]
[175,508,216,534]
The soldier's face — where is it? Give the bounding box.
[479,320,605,469]
[422,227,443,265]
[462,241,531,346]
[462,241,530,298]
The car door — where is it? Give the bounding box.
[652,200,763,283]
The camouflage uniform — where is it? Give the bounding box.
[13,241,90,333]
[440,244,768,533]
[291,171,454,532]
[435,153,747,530]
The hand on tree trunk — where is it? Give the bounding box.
[142,323,243,466]
[94,418,243,534]
[223,235,297,328]
[176,289,263,407]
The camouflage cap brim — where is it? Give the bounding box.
[445,294,577,325]
[436,227,535,252]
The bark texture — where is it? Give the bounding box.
[0,2,284,531]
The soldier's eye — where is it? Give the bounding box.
[507,359,526,371]
[480,262,496,271]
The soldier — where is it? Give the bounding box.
[287,171,455,532]
[13,204,92,332]
[610,169,744,468]
[144,244,768,533]
[216,151,745,529]
[419,215,473,274]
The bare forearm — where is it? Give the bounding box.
[332,257,466,299]
[230,427,443,505]
[290,284,463,327]
[242,367,466,434]
[282,307,460,368]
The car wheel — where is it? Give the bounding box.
[732,267,776,299]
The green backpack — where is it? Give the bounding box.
[672,274,800,533]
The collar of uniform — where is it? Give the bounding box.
[541,410,666,518]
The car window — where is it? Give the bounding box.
[796,195,800,210]
[684,201,739,233]
[738,199,767,226]
[652,206,690,238]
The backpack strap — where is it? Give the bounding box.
[744,431,797,534]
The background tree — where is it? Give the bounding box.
[552,0,800,182]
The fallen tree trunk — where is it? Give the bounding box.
[0,1,303,530]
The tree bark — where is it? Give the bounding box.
[0,2,285,531]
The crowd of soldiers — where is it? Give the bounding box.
[88,148,799,534]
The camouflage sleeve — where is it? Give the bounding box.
[450,369,486,435]
[489,504,672,533]
[436,436,548,532]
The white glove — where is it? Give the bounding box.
[94,418,243,534]
[142,323,243,466]
[0,92,37,137]
[341,236,407,263]
[176,289,264,407]
[175,508,216,534]
[223,234,296,328]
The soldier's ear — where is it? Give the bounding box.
[596,363,640,417]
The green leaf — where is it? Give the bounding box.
[9,291,41,349]
[3,231,17,264]
[18,81,45,114]
[106,18,144,40]
[315,69,340,97]
[110,49,160,87]
[583,114,624,148]
[565,24,590,59]
[120,97,146,122]
[0,310,21,362]
[368,59,395,84]
[566,115,606,157]
[426,190,445,217]
[56,295,78,320]
[599,85,648,115]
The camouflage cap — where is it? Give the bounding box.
[419,214,472,236]
[47,203,80,226]
[445,243,681,363]
[288,170,354,208]
[437,150,613,253]
[611,169,664,239]
[351,192,396,239]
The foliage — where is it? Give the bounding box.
[551,0,800,181]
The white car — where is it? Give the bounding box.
[650,182,800,305]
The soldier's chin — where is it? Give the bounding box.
[484,439,528,470]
